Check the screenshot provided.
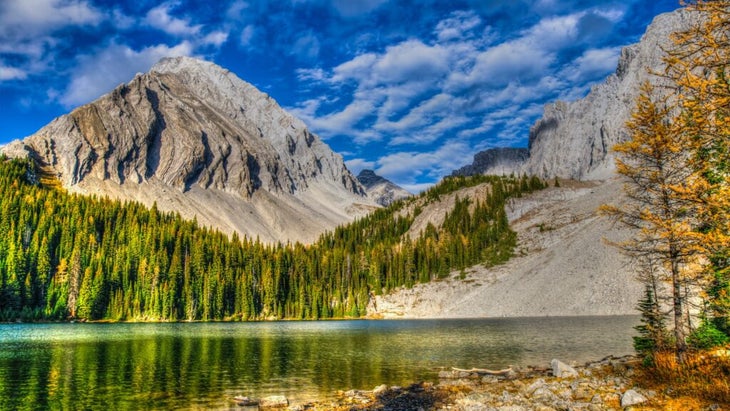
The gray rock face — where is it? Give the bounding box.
[454,9,699,180]
[357,169,411,206]
[2,57,374,243]
[451,147,529,177]
[527,9,698,180]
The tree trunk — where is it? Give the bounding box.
[672,259,688,363]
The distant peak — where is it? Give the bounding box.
[356,169,385,187]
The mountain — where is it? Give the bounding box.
[454,9,698,180]
[357,169,412,206]
[371,9,699,318]
[2,57,376,244]
[451,147,529,177]
[368,179,638,317]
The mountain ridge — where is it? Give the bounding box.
[453,9,698,180]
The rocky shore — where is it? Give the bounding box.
[239,355,720,410]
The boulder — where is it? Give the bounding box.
[550,359,578,378]
[620,389,647,407]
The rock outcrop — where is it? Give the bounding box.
[455,9,699,180]
[2,57,375,243]
[357,169,411,206]
[451,147,529,177]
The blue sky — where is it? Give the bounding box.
[0,0,680,192]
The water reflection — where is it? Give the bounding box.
[0,317,638,409]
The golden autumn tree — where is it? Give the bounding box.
[665,0,730,338]
[602,82,705,362]
[605,0,730,362]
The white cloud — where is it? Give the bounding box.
[562,46,622,82]
[372,40,450,85]
[202,31,229,47]
[376,140,473,186]
[331,53,378,83]
[296,68,327,82]
[523,13,581,51]
[240,24,256,47]
[145,2,201,37]
[291,31,321,61]
[345,158,375,175]
[0,65,27,81]
[0,0,102,65]
[60,42,194,107]
[0,0,102,31]
[435,10,481,42]
[301,10,602,150]
[227,0,250,20]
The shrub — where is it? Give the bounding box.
[688,322,729,350]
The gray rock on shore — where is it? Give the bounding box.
[550,359,578,378]
[621,389,648,407]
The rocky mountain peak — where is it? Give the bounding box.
[357,169,411,206]
[2,57,372,243]
[356,169,385,188]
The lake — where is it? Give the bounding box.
[0,316,638,410]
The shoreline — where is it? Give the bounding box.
[257,355,716,411]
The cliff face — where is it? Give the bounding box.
[455,9,698,180]
[357,169,412,206]
[3,57,374,243]
[451,148,529,177]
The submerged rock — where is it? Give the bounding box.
[259,395,289,408]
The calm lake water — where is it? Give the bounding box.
[0,316,638,410]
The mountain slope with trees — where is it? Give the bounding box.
[0,156,544,321]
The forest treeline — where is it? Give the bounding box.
[0,157,545,321]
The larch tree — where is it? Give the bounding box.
[605,0,730,362]
[601,82,705,362]
[664,0,730,337]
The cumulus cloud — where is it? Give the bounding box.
[144,2,201,36]
[435,10,482,43]
[290,5,634,186]
[562,46,622,82]
[0,0,102,33]
[60,42,194,107]
[0,0,103,77]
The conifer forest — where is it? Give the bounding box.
[0,157,546,321]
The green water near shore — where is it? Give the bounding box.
[0,316,637,409]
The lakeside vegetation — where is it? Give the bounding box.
[600,0,730,405]
[0,157,545,322]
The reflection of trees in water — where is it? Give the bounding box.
[0,318,637,410]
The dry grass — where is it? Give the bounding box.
[636,349,730,406]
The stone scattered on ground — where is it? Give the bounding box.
[620,389,648,408]
[278,355,689,411]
